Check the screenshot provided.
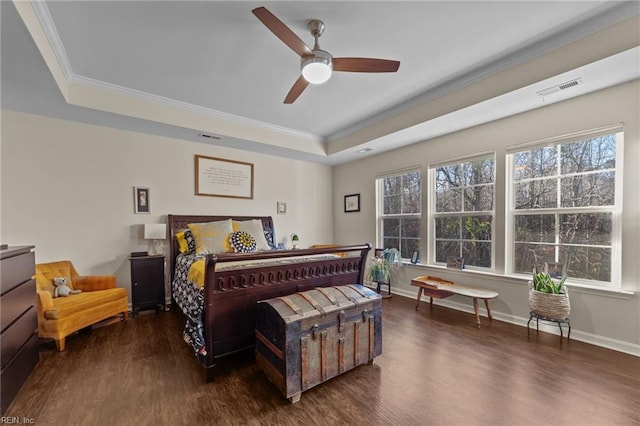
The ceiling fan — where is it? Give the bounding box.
[252,7,400,104]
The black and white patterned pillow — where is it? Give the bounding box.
[230,231,257,253]
[176,229,197,254]
[184,229,196,254]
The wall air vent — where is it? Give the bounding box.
[199,133,221,140]
[537,78,583,97]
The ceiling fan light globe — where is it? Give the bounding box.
[301,50,333,85]
[302,62,332,84]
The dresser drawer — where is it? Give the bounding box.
[1,279,35,332]
[0,307,37,371]
[0,251,35,295]
[1,333,38,415]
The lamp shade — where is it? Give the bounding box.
[144,224,166,240]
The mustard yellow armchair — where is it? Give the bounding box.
[34,260,129,351]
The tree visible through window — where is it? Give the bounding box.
[378,171,421,259]
[509,132,620,284]
[432,155,495,268]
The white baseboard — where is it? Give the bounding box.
[390,287,640,357]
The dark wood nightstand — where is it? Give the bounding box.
[129,255,165,317]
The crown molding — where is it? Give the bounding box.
[30,0,72,80]
[27,0,323,146]
[67,74,322,143]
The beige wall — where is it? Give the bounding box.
[1,81,638,355]
[0,110,334,302]
[333,81,640,355]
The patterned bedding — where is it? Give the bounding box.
[172,252,341,355]
[172,253,208,354]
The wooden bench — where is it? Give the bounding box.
[410,275,498,328]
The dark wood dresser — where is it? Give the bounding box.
[1,245,39,415]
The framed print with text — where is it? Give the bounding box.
[195,155,254,199]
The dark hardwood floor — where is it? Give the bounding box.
[6,295,639,425]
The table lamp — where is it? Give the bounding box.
[144,224,166,256]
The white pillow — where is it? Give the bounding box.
[233,219,271,251]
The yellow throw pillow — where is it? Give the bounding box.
[178,229,197,254]
[188,219,234,254]
[175,231,188,253]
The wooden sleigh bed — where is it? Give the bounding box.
[168,214,371,382]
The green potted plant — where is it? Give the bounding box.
[367,248,401,283]
[529,266,570,320]
[290,233,299,249]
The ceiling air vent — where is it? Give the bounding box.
[199,133,221,140]
[537,78,583,97]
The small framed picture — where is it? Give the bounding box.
[277,201,287,215]
[344,194,360,213]
[410,251,420,264]
[134,187,150,214]
[545,262,564,279]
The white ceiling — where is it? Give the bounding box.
[2,1,639,165]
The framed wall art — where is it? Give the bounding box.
[195,155,254,199]
[134,187,150,214]
[344,194,360,213]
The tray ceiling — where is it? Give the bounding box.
[3,1,639,164]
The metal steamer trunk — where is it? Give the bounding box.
[255,285,382,403]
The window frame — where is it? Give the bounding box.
[428,152,496,271]
[505,126,623,289]
[375,168,422,261]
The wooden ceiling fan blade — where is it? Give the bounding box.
[284,76,309,104]
[333,58,400,73]
[252,7,312,58]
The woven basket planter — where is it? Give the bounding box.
[528,283,570,320]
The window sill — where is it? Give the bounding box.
[401,262,635,299]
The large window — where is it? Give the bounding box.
[431,154,495,269]
[507,129,622,287]
[377,170,421,259]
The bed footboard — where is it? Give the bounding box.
[202,244,371,381]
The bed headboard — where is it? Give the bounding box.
[167,214,275,280]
